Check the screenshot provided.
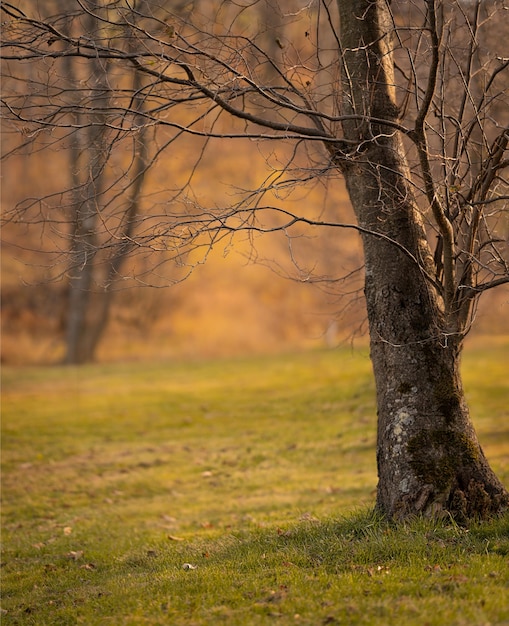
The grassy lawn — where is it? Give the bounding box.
[1,343,508,625]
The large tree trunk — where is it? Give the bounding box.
[335,0,508,520]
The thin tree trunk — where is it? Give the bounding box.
[83,125,148,359]
[80,27,150,362]
[65,107,107,364]
[335,0,508,520]
[63,9,110,365]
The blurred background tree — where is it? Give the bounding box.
[1,0,363,364]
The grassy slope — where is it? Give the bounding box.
[1,344,508,625]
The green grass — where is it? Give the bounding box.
[1,344,509,625]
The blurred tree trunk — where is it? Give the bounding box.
[81,71,149,361]
[63,4,148,364]
[64,19,109,364]
[335,0,508,519]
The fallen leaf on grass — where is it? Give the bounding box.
[80,563,96,570]
[66,550,84,560]
[182,563,197,570]
[63,527,72,535]
[366,565,390,577]
[424,564,442,572]
[167,535,185,542]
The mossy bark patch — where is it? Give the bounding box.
[405,429,509,520]
[407,429,480,491]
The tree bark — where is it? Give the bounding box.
[335,0,508,520]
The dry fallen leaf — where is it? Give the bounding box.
[167,535,185,542]
[66,550,84,560]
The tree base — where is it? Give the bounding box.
[378,475,509,523]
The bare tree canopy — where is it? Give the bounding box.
[1,0,508,520]
[2,1,507,310]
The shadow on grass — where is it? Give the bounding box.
[181,508,509,575]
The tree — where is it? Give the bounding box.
[61,4,151,364]
[2,0,153,364]
[335,0,508,519]
[1,0,507,519]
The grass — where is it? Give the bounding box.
[1,343,509,625]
